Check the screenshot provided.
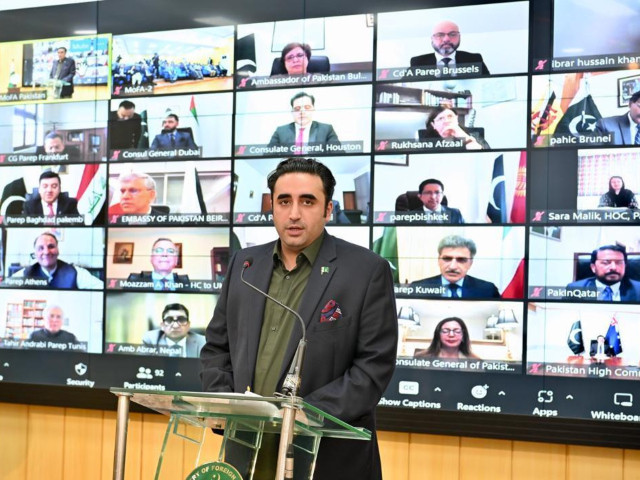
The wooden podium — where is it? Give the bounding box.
[111,388,370,480]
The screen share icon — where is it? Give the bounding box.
[614,393,633,407]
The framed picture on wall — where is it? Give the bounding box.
[618,74,640,107]
[113,242,134,264]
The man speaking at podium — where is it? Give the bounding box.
[201,158,397,479]
[49,46,76,99]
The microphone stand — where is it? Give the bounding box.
[276,338,307,480]
[240,261,307,480]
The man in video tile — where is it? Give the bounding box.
[28,305,78,344]
[595,90,640,145]
[412,178,464,223]
[109,172,167,216]
[566,245,640,301]
[142,303,205,358]
[127,238,190,290]
[36,131,80,160]
[22,170,79,216]
[411,234,500,298]
[150,113,197,150]
[410,20,490,75]
[11,232,103,289]
[268,92,340,149]
[109,100,143,149]
[49,46,76,98]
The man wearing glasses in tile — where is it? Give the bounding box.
[142,303,205,358]
[108,171,166,219]
[411,234,500,298]
[410,20,490,75]
[268,91,340,152]
[127,238,190,290]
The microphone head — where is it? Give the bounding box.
[243,257,253,269]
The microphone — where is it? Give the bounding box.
[241,257,307,397]
[241,256,308,480]
[240,257,307,480]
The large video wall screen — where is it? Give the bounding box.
[2,0,640,441]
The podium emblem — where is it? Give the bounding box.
[185,461,243,480]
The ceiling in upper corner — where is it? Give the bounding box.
[0,0,101,10]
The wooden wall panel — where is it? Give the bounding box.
[25,405,65,480]
[3,402,640,480]
[408,433,460,480]
[63,408,104,478]
[459,437,512,480]
[0,403,28,480]
[566,445,623,478]
[378,431,410,480]
[511,441,566,480]
[623,449,640,480]
[181,425,224,474]
[140,413,185,480]
[101,411,144,480]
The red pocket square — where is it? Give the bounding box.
[320,300,342,323]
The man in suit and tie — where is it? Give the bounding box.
[142,303,205,358]
[49,46,76,98]
[595,90,640,145]
[410,20,490,75]
[127,237,191,290]
[412,178,464,223]
[150,113,197,150]
[268,92,340,152]
[411,234,501,298]
[201,158,397,479]
[22,170,79,216]
[566,245,640,301]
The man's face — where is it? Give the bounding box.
[272,172,332,259]
[591,249,626,285]
[39,177,61,204]
[438,246,473,283]
[291,96,314,128]
[117,107,135,120]
[151,240,178,275]
[119,178,156,214]
[629,99,640,125]
[431,21,461,56]
[57,48,66,61]
[162,116,179,132]
[45,307,64,333]
[35,234,59,272]
[44,137,65,153]
[418,183,443,211]
[161,308,190,341]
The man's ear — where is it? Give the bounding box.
[324,200,334,221]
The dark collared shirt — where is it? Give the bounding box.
[252,232,324,396]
